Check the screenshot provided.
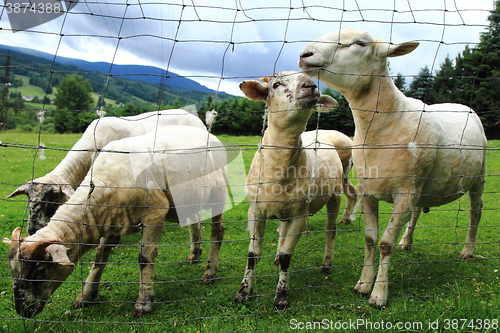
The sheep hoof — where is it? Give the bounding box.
[188,249,203,263]
[235,293,247,304]
[398,242,411,252]
[73,292,102,309]
[369,302,388,310]
[188,256,201,264]
[202,274,216,285]
[459,246,475,259]
[273,290,289,310]
[321,265,332,275]
[353,282,372,296]
[368,298,388,310]
[133,304,153,317]
[353,288,370,296]
[339,218,351,225]
[235,284,250,304]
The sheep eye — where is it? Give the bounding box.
[272,82,282,89]
[354,41,366,47]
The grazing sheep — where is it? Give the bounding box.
[6,110,210,302]
[7,109,206,236]
[234,71,344,309]
[4,126,227,318]
[299,29,487,307]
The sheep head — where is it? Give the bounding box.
[3,227,74,318]
[239,71,337,131]
[7,181,75,236]
[298,29,419,98]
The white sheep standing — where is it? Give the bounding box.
[234,71,344,309]
[7,109,205,236]
[299,29,487,308]
[4,125,227,318]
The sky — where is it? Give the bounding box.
[0,0,495,96]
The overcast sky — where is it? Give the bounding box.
[0,0,495,96]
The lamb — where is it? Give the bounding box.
[234,71,344,309]
[4,125,227,318]
[7,109,206,236]
[299,28,487,307]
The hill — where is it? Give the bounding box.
[2,45,215,92]
[0,45,229,108]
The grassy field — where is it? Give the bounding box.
[9,75,133,107]
[0,130,499,332]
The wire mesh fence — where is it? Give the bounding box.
[0,1,499,332]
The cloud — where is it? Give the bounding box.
[0,0,493,96]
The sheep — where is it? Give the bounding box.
[6,110,210,296]
[234,71,344,309]
[299,28,487,308]
[316,130,357,224]
[7,109,206,236]
[4,125,227,318]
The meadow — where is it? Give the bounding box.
[0,130,499,332]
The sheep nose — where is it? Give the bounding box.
[300,51,314,60]
[300,82,317,91]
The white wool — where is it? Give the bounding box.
[37,111,45,124]
[407,142,417,157]
[38,143,46,161]
[205,109,217,127]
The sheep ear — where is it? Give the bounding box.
[316,95,338,112]
[380,42,419,58]
[239,80,268,101]
[46,244,74,266]
[3,227,23,246]
[60,185,75,198]
[6,184,30,198]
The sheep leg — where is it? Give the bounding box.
[235,208,266,304]
[274,220,289,266]
[73,234,121,308]
[354,196,379,295]
[460,170,485,259]
[273,216,307,310]
[369,195,413,308]
[339,177,358,224]
[202,213,225,284]
[133,223,164,317]
[322,193,341,274]
[188,222,202,263]
[398,208,421,251]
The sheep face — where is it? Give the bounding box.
[3,227,74,318]
[7,182,74,236]
[298,29,419,96]
[239,71,337,130]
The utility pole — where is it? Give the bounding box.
[1,50,10,130]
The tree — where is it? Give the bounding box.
[452,0,500,138]
[306,88,355,136]
[54,74,95,133]
[393,73,407,94]
[406,65,435,104]
[429,55,458,104]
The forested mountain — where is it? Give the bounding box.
[1,45,214,92]
[0,46,225,107]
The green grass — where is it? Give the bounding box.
[9,75,122,107]
[0,130,499,332]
